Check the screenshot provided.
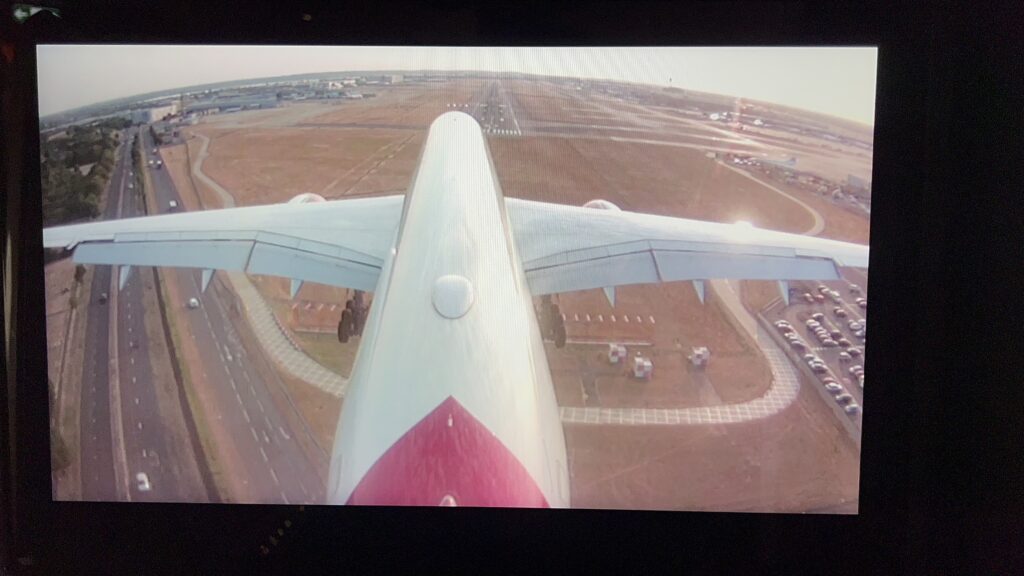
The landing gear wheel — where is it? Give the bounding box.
[338,309,353,343]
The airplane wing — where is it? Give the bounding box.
[43,195,404,292]
[506,198,868,297]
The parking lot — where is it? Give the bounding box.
[763,274,868,432]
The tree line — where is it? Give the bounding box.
[40,117,132,227]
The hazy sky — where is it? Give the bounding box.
[37,45,877,124]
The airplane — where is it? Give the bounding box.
[43,111,869,508]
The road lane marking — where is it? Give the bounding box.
[260,447,268,462]
[242,408,250,423]
[134,397,139,404]
[250,427,259,442]
[235,392,243,405]
[269,468,279,486]
[280,491,290,504]
[279,426,291,440]
[257,399,265,413]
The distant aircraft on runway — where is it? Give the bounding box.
[43,112,869,508]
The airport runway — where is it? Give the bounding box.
[143,130,325,504]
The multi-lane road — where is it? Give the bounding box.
[78,129,134,501]
[141,129,324,504]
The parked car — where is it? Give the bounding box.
[790,340,806,350]
[803,293,815,303]
[803,353,817,362]
[810,363,828,374]
[814,294,826,303]
[838,351,852,362]
[835,393,855,406]
[98,292,108,304]
[136,472,151,492]
[825,382,844,394]
[817,285,830,294]
[811,313,825,322]
[848,365,863,376]
[844,404,861,415]
[187,297,200,309]
[822,339,838,348]
[848,284,862,294]
[833,307,848,318]
[848,347,863,357]
[830,329,843,340]
[856,298,868,309]
[838,338,852,348]
[848,320,864,331]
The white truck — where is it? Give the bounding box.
[168,200,178,212]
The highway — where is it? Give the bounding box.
[78,130,133,501]
[143,129,325,504]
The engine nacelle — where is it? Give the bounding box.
[583,199,621,211]
[288,192,327,204]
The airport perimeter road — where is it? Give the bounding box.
[144,130,324,504]
[78,130,134,501]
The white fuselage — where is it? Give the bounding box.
[327,112,570,507]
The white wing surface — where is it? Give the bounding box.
[43,196,404,292]
[506,198,869,296]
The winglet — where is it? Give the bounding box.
[201,269,214,293]
[603,286,616,307]
[692,280,705,304]
[290,279,303,299]
[118,265,132,291]
[778,280,790,306]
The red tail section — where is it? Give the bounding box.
[346,396,550,507]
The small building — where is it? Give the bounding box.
[632,354,654,380]
[607,343,627,364]
[688,346,711,368]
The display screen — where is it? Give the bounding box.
[39,45,875,510]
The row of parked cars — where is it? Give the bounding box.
[773,319,862,416]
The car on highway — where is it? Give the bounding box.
[833,307,848,318]
[822,339,838,347]
[838,351,852,362]
[817,285,830,294]
[802,292,815,303]
[838,338,852,348]
[848,347,863,358]
[848,284,862,294]
[848,320,864,331]
[814,294,826,303]
[830,329,843,340]
[825,382,844,394]
[844,404,861,415]
[98,292,108,304]
[789,340,806,350]
[136,472,151,492]
[848,365,864,376]
[811,313,825,322]
[856,297,868,309]
[187,297,200,309]
[805,318,820,327]
[810,362,828,374]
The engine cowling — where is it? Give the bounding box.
[288,192,327,204]
[583,199,621,211]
